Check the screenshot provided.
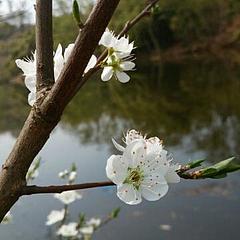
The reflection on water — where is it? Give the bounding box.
[0,57,240,239]
[63,57,240,161]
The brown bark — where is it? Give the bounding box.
[0,0,120,222]
[35,0,54,91]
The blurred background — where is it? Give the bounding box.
[0,0,240,239]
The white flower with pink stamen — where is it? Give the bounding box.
[106,130,180,205]
[99,29,135,83]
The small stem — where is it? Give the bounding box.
[22,181,115,195]
[178,170,204,180]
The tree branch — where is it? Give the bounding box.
[118,0,159,37]
[0,0,120,222]
[22,181,115,195]
[35,0,54,91]
[21,165,205,196]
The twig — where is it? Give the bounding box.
[35,0,54,91]
[22,181,115,195]
[118,0,159,37]
[22,167,205,196]
[177,170,204,180]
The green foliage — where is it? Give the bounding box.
[0,22,17,40]
[110,207,121,219]
[187,159,205,169]
[78,213,86,227]
[71,163,77,172]
[110,0,240,50]
[72,0,84,28]
[201,157,240,179]
[53,14,78,48]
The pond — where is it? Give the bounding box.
[0,57,240,239]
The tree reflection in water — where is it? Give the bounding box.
[1,57,240,162]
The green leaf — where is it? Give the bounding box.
[110,207,121,219]
[201,167,217,177]
[71,163,77,172]
[211,157,235,171]
[188,159,205,169]
[201,157,240,179]
[211,173,227,179]
[78,213,85,227]
[72,0,84,28]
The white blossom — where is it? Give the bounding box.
[15,44,97,106]
[26,166,39,181]
[57,222,79,237]
[58,169,69,179]
[54,190,82,205]
[69,171,77,182]
[112,129,181,184]
[99,29,135,83]
[46,209,65,226]
[106,130,180,205]
[26,158,40,182]
[86,218,101,228]
[99,29,134,57]
[80,225,94,235]
[101,55,135,83]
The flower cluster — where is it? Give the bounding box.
[46,165,116,239]
[99,29,135,83]
[16,29,135,106]
[106,129,180,205]
[15,44,97,106]
[46,167,82,228]
[57,217,102,238]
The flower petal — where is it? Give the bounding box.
[28,92,36,106]
[115,71,130,83]
[46,209,65,226]
[165,165,180,183]
[99,30,116,48]
[117,184,142,205]
[101,66,113,81]
[84,55,97,73]
[24,75,36,92]
[54,190,82,205]
[144,153,169,176]
[15,59,35,75]
[146,137,163,155]
[141,175,168,201]
[64,43,74,61]
[114,36,131,53]
[54,44,64,81]
[106,155,128,184]
[123,140,146,168]
[57,222,78,237]
[112,138,125,152]
[120,61,135,71]
[125,129,144,145]
[80,226,94,235]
